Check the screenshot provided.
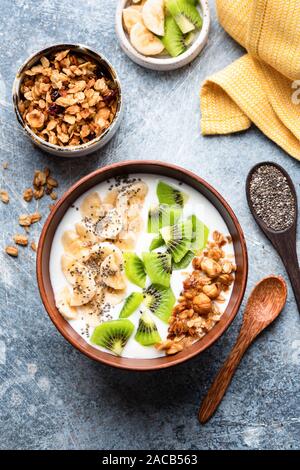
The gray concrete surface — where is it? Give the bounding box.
[0,0,299,450]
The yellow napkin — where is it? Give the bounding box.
[201,0,300,161]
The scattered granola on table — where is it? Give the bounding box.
[0,190,9,204]
[13,234,29,246]
[23,187,33,202]
[156,231,236,356]
[30,241,37,252]
[5,246,18,257]
[30,212,42,224]
[18,49,118,147]
[3,167,58,259]
[22,168,59,203]
[19,214,31,227]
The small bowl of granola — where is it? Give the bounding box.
[13,44,123,157]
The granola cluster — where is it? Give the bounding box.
[18,49,118,147]
[24,167,58,202]
[156,231,236,355]
[3,166,60,258]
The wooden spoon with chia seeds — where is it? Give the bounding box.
[246,161,300,314]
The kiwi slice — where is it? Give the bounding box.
[161,15,186,58]
[124,252,146,288]
[149,234,165,251]
[119,292,144,318]
[148,203,182,233]
[91,319,134,356]
[135,311,161,346]
[143,252,172,288]
[143,284,176,323]
[184,31,195,46]
[173,250,194,270]
[166,0,202,34]
[156,181,188,207]
[189,215,209,252]
[160,219,192,263]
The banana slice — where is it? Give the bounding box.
[80,192,103,220]
[116,181,148,216]
[61,254,85,285]
[75,221,100,244]
[95,208,123,239]
[70,271,97,307]
[123,6,143,33]
[88,242,124,270]
[56,287,78,320]
[64,239,91,261]
[62,230,79,251]
[130,22,164,56]
[127,202,140,220]
[142,0,164,36]
[116,193,129,216]
[62,227,87,258]
[103,189,118,206]
[115,230,137,250]
[61,254,96,306]
[89,241,119,258]
[104,287,127,306]
[101,203,114,214]
[100,250,126,290]
[128,180,149,200]
[77,286,106,326]
[128,215,144,233]
[89,241,116,259]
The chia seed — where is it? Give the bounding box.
[249,165,296,231]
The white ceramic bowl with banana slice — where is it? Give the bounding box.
[116,0,210,71]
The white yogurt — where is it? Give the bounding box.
[50,174,235,359]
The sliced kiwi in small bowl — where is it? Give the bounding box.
[165,0,203,34]
[161,15,187,58]
[116,0,210,71]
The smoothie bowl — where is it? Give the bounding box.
[37,161,248,370]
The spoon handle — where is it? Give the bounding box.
[277,240,300,314]
[199,329,252,424]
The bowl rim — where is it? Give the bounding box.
[12,43,123,155]
[37,160,248,371]
[115,0,210,70]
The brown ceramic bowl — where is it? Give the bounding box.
[37,161,248,371]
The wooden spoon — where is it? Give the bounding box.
[199,275,287,424]
[246,162,300,314]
